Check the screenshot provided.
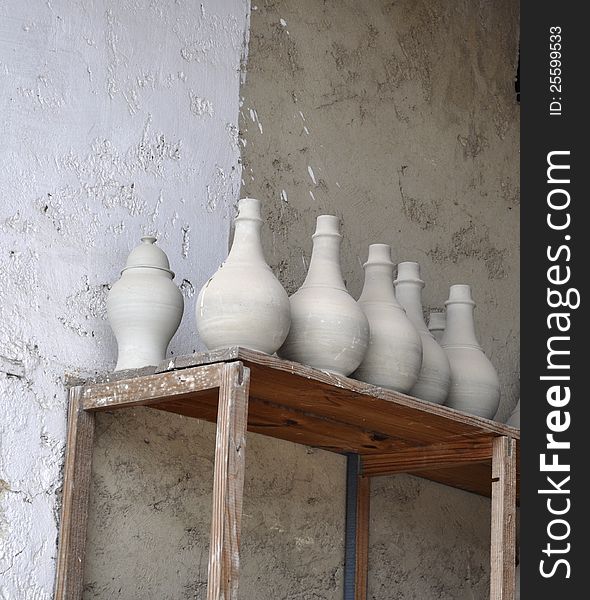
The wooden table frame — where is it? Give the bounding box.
[55,348,519,600]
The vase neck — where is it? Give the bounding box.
[303,232,346,289]
[359,263,400,306]
[394,281,427,331]
[227,216,265,264]
[441,302,481,348]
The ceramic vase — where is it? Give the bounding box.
[427,311,446,344]
[506,400,520,428]
[107,236,184,371]
[441,284,500,419]
[352,245,422,391]
[278,215,369,376]
[394,262,450,404]
[196,198,290,354]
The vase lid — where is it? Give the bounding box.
[122,236,174,276]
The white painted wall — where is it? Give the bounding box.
[0,0,250,596]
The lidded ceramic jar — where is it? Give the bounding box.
[394,262,450,404]
[506,400,520,428]
[427,311,446,344]
[441,284,500,419]
[352,245,422,391]
[107,236,184,371]
[278,215,369,376]
[196,198,290,354]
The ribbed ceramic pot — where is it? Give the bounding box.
[352,245,422,391]
[107,236,184,371]
[278,215,369,376]
[441,284,500,419]
[196,198,290,354]
[427,311,446,344]
[394,262,450,404]
[506,400,520,428]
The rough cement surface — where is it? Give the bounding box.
[369,475,490,599]
[84,409,345,599]
[0,1,249,597]
[239,1,519,597]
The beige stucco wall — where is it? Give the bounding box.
[238,0,520,598]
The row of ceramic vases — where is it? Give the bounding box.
[107,198,518,423]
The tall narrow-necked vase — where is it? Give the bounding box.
[427,311,446,344]
[278,215,369,376]
[107,236,184,371]
[352,245,422,392]
[441,284,500,419]
[196,198,290,354]
[394,262,450,404]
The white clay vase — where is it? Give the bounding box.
[196,198,290,354]
[107,236,184,371]
[278,215,369,376]
[352,245,422,391]
[394,262,451,404]
[506,400,520,428]
[441,284,500,419]
[427,311,446,344]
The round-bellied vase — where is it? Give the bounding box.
[441,284,500,419]
[352,245,422,392]
[427,311,446,344]
[506,400,520,428]
[196,198,290,354]
[278,215,369,376]
[107,236,184,371]
[394,262,450,404]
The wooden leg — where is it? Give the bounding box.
[54,386,96,600]
[207,362,250,600]
[344,455,370,600]
[490,436,517,600]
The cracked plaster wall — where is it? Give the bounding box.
[0,1,251,597]
[239,1,520,598]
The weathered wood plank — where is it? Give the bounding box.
[54,387,95,600]
[408,462,495,498]
[65,348,242,387]
[242,357,519,444]
[73,347,520,444]
[72,347,519,500]
[152,393,412,454]
[156,347,241,373]
[361,437,494,477]
[238,349,520,434]
[81,364,222,411]
[206,362,250,600]
[490,436,517,600]
[355,476,370,600]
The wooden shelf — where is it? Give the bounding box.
[56,347,519,600]
[79,347,519,498]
